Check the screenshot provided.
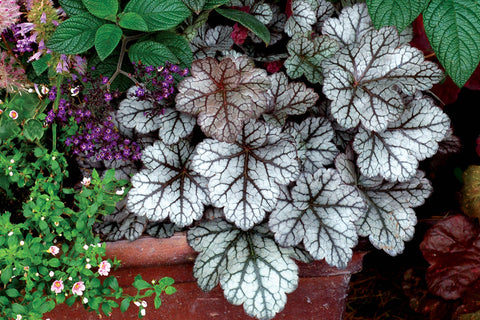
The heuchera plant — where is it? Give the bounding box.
[2,0,473,319]
[98,2,452,319]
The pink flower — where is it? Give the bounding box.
[9,110,18,119]
[47,246,59,256]
[51,280,64,294]
[72,281,85,296]
[0,0,21,32]
[98,260,111,276]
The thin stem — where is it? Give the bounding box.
[107,34,144,90]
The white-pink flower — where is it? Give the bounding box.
[51,280,64,294]
[47,246,59,256]
[98,260,111,276]
[81,177,91,187]
[72,281,85,296]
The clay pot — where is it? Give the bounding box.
[45,233,366,320]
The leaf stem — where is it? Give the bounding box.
[107,34,143,90]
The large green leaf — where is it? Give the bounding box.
[118,12,148,31]
[203,0,229,10]
[82,0,118,20]
[95,24,122,61]
[128,41,179,67]
[47,13,104,54]
[423,0,480,87]
[59,0,88,16]
[181,0,206,14]
[123,0,191,31]
[366,0,427,31]
[215,7,270,45]
[154,31,193,68]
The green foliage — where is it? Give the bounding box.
[82,0,118,21]
[123,0,191,31]
[129,40,180,66]
[118,12,149,31]
[215,7,271,45]
[366,0,480,87]
[95,24,123,61]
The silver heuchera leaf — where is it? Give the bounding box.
[285,34,338,84]
[335,151,433,255]
[251,2,273,25]
[187,220,299,320]
[192,120,300,230]
[312,0,335,34]
[357,171,432,255]
[322,3,373,47]
[190,25,234,60]
[146,221,181,238]
[287,117,338,173]
[322,17,443,131]
[284,0,316,37]
[176,56,271,142]
[264,72,319,126]
[353,96,450,182]
[117,86,163,134]
[127,140,210,227]
[159,108,196,145]
[250,4,286,45]
[269,169,367,268]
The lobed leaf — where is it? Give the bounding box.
[284,0,316,37]
[353,96,450,182]
[127,140,210,227]
[284,34,338,84]
[175,56,270,142]
[187,220,300,320]
[269,169,366,268]
[190,25,234,60]
[192,120,300,230]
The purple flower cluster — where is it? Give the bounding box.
[130,61,188,113]
[45,70,140,162]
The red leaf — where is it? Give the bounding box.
[420,215,480,300]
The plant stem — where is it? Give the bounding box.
[107,34,144,90]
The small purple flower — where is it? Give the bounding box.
[102,77,109,84]
[104,92,112,102]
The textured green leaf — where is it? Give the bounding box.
[118,12,148,31]
[124,0,191,31]
[181,0,206,13]
[215,7,270,45]
[47,13,104,54]
[366,0,427,31]
[423,0,480,87]
[23,119,44,141]
[203,0,229,10]
[154,31,193,68]
[82,0,118,20]
[95,24,122,61]
[32,54,52,75]
[59,0,88,16]
[128,41,179,67]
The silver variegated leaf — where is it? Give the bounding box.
[192,120,300,230]
[159,108,196,145]
[437,128,461,154]
[312,0,335,34]
[146,221,181,238]
[117,86,164,134]
[353,96,450,182]
[190,24,234,60]
[176,56,271,142]
[127,140,209,227]
[250,5,286,45]
[322,3,373,47]
[187,220,300,320]
[287,117,338,173]
[284,0,316,37]
[356,171,432,255]
[269,169,367,268]
[264,72,319,126]
[251,2,273,25]
[323,22,443,131]
[285,34,338,84]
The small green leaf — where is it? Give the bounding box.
[423,0,480,87]
[49,258,61,267]
[154,295,162,308]
[32,54,52,76]
[128,40,179,67]
[23,119,44,141]
[165,286,177,295]
[215,7,270,45]
[47,13,104,54]
[12,303,27,314]
[118,12,149,31]
[154,31,193,68]
[95,24,122,61]
[65,295,76,306]
[124,0,191,31]
[82,0,118,20]
[366,0,427,31]
[181,0,206,14]
[133,278,151,290]
[6,288,20,298]
[120,297,132,312]
[59,0,88,16]
[0,118,21,140]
